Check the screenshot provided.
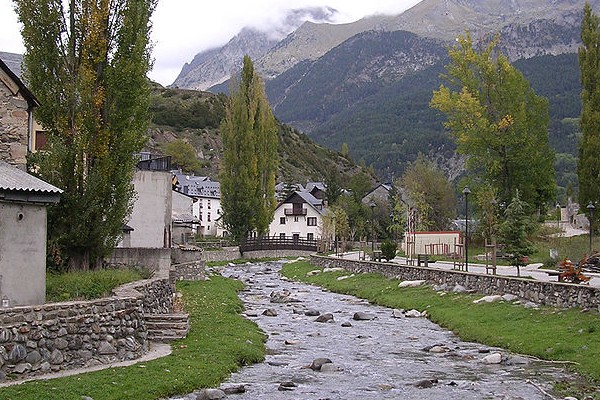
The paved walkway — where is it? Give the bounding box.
[333,251,600,288]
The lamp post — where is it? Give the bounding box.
[462,186,471,272]
[370,201,376,255]
[588,201,595,255]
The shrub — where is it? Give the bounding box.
[380,240,398,261]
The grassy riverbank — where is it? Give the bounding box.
[0,275,265,400]
[281,260,600,399]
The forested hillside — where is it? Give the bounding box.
[145,84,371,185]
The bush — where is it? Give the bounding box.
[380,240,398,261]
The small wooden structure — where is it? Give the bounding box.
[484,239,497,275]
[453,237,465,271]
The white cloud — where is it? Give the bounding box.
[0,0,422,85]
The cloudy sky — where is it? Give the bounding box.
[0,0,422,86]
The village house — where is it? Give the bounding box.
[268,190,325,241]
[0,56,62,306]
[172,189,199,244]
[172,171,222,237]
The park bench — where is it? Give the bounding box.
[417,254,429,267]
[371,250,382,262]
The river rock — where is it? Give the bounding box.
[262,308,278,317]
[195,388,226,399]
[473,295,503,304]
[278,381,298,391]
[405,309,424,318]
[305,309,321,316]
[337,275,351,281]
[323,267,345,273]
[309,357,333,370]
[320,363,339,372]
[221,385,246,394]
[270,290,299,303]
[341,321,352,327]
[414,378,438,388]
[502,294,519,302]
[452,284,467,293]
[398,280,426,288]
[482,352,503,364]
[428,345,449,353]
[353,312,375,321]
[306,270,322,276]
[391,309,405,318]
[314,313,334,323]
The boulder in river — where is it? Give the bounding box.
[353,312,375,321]
[195,388,226,399]
[314,313,334,323]
[414,378,439,388]
[308,357,333,370]
[262,308,278,317]
[482,352,503,364]
[305,309,321,316]
[278,381,298,391]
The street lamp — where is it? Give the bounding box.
[370,201,376,255]
[462,186,471,272]
[587,201,595,255]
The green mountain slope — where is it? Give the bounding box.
[145,84,370,184]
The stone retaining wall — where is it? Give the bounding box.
[310,255,600,310]
[243,249,315,259]
[0,271,173,381]
[170,261,207,282]
[107,247,172,273]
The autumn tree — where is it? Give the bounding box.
[578,2,600,222]
[162,139,202,173]
[400,155,456,231]
[16,0,157,270]
[220,56,278,242]
[430,32,555,211]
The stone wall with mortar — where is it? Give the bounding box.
[310,256,600,310]
[0,271,173,381]
[0,71,29,169]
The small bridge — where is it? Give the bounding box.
[240,236,319,253]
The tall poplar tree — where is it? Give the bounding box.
[220,56,278,242]
[578,2,600,220]
[430,32,555,211]
[15,0,156,270]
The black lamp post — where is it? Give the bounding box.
[370,201,376,254]
[588,201,595,255]
[462,186,471,271]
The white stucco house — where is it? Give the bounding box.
[172,189,199,244]
[268,190,325,241]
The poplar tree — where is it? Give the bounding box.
[15,0,157,270]
[431,32,555,211]
[578,2,600,219]
[220,56,278,242]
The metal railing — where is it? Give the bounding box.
[240,236,318,253]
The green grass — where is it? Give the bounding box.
[46,267,152,302]
[1,276,266,400]
[281,260,600,399]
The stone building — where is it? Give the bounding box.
[0,56,39,170]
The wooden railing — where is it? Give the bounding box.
[240,236,318,253]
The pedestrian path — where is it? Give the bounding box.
[333,251,600,288]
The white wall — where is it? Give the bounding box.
[195,197,221,236]
[0,202,46,306]
[127,170,172,248]
[268,203,322,239]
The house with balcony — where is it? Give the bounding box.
[268,190,325,242]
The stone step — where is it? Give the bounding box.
[144,313,189,323]
[144,313,190,342]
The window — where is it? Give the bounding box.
[208,213,211,222]
[307,233,314,241]
[307,217,317,226]
[280,233,286,239]
[294,216,299,222]
[280,217,286,224]
[208,201,211,209]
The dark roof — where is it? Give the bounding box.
[0,161,62,204]
[0,52,23,78]
[0,55,40,109]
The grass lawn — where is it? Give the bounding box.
[281,260,600,399]
[0,275,265,400]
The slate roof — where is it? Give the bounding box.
[0,56,39,109]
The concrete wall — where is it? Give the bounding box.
[0,202,47,306]
[310,255,600,310]
[0,68,29,169]
[106,248,171,273]
[127,170,172,248]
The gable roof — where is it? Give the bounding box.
[0,161,62,204]
[276,190,324,215]
[0,56,40,109]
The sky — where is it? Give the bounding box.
[0,0,422,86]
